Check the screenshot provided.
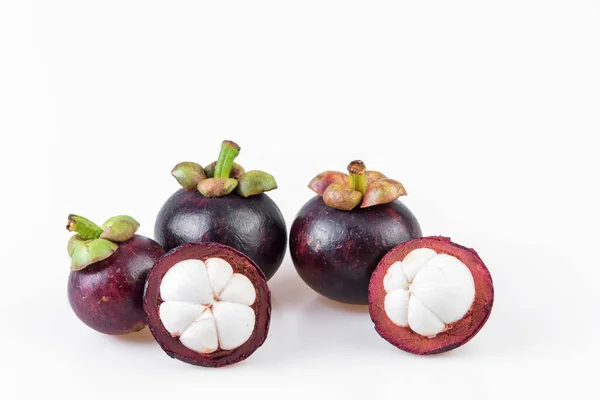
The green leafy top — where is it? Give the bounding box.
[171,140,278,198]
[66,214,139,271]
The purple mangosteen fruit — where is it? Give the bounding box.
[155,140,286,280]
[66,215,164,335]
[290,161,422,305]
[368,236,494,354]
[144,242,271,367]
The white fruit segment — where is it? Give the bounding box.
[212,302,255,350]
[180,309,219,353]
[159,302,206,337]
[158,258,257,353]
[219,274,256,305]
[206,258,233,297]
[160,259,213,304]
[383,249,475,338]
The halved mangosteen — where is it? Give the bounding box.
[66,214,165,335]
[154,140,287,280]
[144,242,271,367]
[368,236,494,355]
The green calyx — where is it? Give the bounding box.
[198,178,238,197]
[70,239,118,271]
[309,160,408,211]
[67,235,86,257]
[100,215,140,242]
[361,178,406,208]
[66,214,140,271]
[236,170,278,197]
[172,162,207,190]
[323,183,362,211]
[170,140,278,198]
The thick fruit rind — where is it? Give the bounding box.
[144,242,271,368]
[368,236,494,355]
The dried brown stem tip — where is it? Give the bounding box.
[66,216,76,232]
[223,140,241,151]
[347,160,366,175]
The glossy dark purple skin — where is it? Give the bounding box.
[68,235,164,335]
[290,196,422,305]
[154,189,287,280]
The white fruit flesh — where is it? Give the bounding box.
[159,258,257,353]
[383,248,475,338]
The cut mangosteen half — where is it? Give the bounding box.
[368,236,494,355]
[144,242,271,367]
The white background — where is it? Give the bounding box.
[1,1,599,399]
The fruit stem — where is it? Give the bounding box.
[66,215,103,240]
[348,160,366,194]
[214,140,241,179]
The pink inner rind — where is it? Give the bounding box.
[143,242,271,367]
[368,236,494,355]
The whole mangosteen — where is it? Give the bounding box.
[66,214,164,335]
[144,242,271,367]
[155,140,286,280]
[368,236,494,354]
[290,160,422,305]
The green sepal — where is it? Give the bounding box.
[100,215,140,243]
[70,238,118,271]
[322,182,363,211]
[67,234,85,257]
[236,170,278,197]
[197,178,238,197]
[360,179,407,208]
[365,170,387,187]
[171,162,207,190]
[308,171,349,195]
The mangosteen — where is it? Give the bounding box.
[144,242,271,367]
[290,160,422,305]
[66,214,164,335]
[368,236,494,354]
[155,140,286,280]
